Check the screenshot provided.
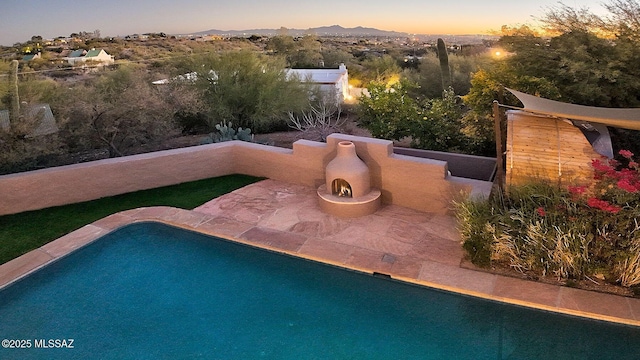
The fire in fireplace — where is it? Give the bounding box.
[332,179,352,197]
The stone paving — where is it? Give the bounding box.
[2,179,640,327]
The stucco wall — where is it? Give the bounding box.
[0,134,491,216]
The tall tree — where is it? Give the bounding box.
[266,35,296,56]
[196,51,309,133]
[320,49,353,68]
[484,4,640,108]
[288,35,323,68]
[464,2,640,156]
[266,34,323,68]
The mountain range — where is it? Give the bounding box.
[186,25,410,37]
[183,25,495,44]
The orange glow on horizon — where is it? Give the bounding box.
[381,21,500,36]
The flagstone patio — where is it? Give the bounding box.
[1,179,640,327]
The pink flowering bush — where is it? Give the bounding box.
[456,149,640,288]
[586,197,621,214]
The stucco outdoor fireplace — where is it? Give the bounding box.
[317,141,381,217]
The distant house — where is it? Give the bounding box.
[21,53,41,62]
[68,49,87,58]
[286,64,350,102]
[64,49,87,65]
[0,104,58,137]
[125,34,149,41]
[84,48,115,64]
[65,48,114,66]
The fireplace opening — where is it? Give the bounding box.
[331,178,352,197]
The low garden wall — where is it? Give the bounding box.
[0,134,492,216]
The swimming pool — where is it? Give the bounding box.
[1,222,639,359]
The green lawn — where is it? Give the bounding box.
[0,174,263,265]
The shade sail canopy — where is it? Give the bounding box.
[506,88,640,130]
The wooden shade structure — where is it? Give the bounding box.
[507,89,640,130]
[503,89,640,186]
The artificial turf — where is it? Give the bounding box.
[0,174,262,265]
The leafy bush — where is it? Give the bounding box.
[408,89,468,152]
[455,150,640,287]
[357,80,417,141]
[357,82,479,153]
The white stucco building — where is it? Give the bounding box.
[286,64,350,102]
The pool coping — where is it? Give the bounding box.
[3,199,640,328]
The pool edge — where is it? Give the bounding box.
[2,205,640,328]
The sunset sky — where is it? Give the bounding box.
[1,0,606,45]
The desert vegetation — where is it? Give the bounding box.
[455,0,640,294]
[0,27,494,174]
[457,150,640,293]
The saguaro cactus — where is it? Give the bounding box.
[436,38,452,94]
[9,60,20,125]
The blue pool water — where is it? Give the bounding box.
[1,222,639,359]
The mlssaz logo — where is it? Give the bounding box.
[34,339,74,348]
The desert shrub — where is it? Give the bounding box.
[455,150,640,287]
[288,90,345,142]
[196,51,309,133]
[455,196,496,268]
[0,133,65,175]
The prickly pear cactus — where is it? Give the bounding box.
[201,122,254,144]
[214,121,237,142]
[235,127,253,142]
